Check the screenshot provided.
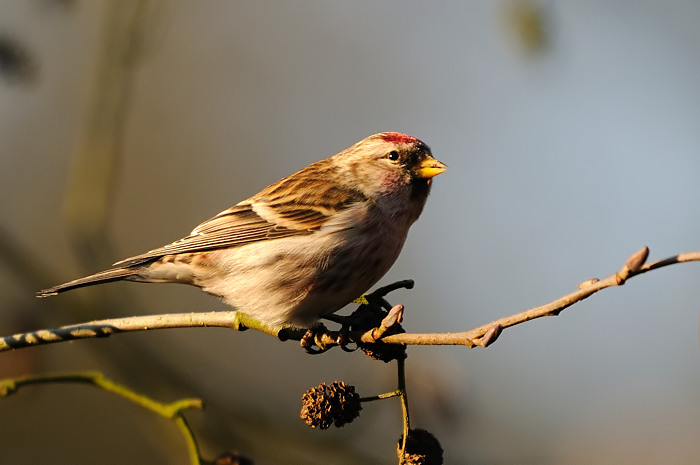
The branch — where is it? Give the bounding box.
[0,310,303,353]
[2,247,698,353]
[0,371,204,464]
[375,247,700,348]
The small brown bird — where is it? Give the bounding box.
[38,132,447,328]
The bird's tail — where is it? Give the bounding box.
[36,267,138,298]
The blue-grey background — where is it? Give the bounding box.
[1,1,698,463]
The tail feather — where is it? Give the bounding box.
[36,268,137,298]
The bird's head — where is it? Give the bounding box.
[336,132,447,198]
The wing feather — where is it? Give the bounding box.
[113,204,314,267]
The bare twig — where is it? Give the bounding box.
[397,357,410,461]
[0,311,298,352]
[2,247,699,353]
[378,247,700,348]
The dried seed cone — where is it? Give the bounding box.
[300,381,362,429]
[359,336,407,362]
[397,428,443,465]
[350,303,407,362]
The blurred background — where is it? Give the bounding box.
[1,1,699,463]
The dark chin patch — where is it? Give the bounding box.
[410,178,431,200]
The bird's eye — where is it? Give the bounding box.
[387,150,400,161]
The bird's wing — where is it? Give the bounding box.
[113,167,369,268]
[112,202,325,268]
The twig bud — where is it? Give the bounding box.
[480,324,503,348]
[625,246,650,272]
[382,304,404,327]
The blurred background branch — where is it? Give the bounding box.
[62,0,153,269]
[0,33,38,84]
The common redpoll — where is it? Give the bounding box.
[37,132,447,328]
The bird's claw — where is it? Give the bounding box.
[337,328,357,352]
[301,323,331,354]
[304,280,414,354]
[301,323,357,354]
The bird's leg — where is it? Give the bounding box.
[304,280,415,354]
[301,322,340,354]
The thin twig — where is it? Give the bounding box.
[0,310,302,352]
[359,390,402,402]
[379,248,700,348]
[397,357,410,462]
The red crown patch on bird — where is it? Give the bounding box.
[379,132,420,145]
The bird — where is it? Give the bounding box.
[37,132,447,328]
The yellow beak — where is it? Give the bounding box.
[416,158,448,179]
